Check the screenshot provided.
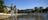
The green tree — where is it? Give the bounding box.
[34,7,38,10]
[39,7,43,9]
[45,7,48,10]
[0,0,5,12]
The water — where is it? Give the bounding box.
[10,10,48,20]
[17,13,48,20]
[18,18,36,20]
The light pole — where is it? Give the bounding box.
[10,3,16,20]
[14,5,18,20]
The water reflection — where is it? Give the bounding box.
[18,18,36,20]
[18,13,48,20]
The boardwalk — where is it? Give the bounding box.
[0,13,48,20]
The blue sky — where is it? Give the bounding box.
[4,0,48,10]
